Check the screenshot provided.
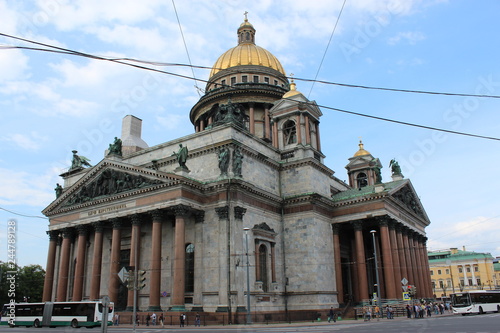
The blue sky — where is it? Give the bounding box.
[0,0,499,268]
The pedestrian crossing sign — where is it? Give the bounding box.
[403,292,411,301]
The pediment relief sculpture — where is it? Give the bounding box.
[63,169,163,207]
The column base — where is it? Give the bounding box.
[235,306,247,312]
[216,306,229,312]
[169,305,186,312]
[147,305,163,312]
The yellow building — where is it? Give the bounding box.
[494,258,500,289]
[428,247,495,299]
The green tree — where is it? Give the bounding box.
[0,262,45,305]
[17,265,45,303]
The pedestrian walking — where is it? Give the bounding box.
[180,313,186,327]
[328,307,336,323]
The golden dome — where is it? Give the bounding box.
[210,45,285,77]
[282,80,303,99]
[354,140,371,157]
[209,17,286,78]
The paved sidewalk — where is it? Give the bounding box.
[112,312,454,329]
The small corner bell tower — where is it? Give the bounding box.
[269,79,323,160]
[346,140,382,188]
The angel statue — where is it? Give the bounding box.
[389,158,402,176]
[70,150,92,170]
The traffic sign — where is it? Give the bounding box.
[402,285,408,292]
[118,267,128,284]
[401,277,408,286]
[403,292,411,301]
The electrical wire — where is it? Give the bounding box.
[171,0,202,96]
[307,0,347,98]
[2,33,500,99]
[0,32,499,142]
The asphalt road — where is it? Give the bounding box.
[1,313,499,333]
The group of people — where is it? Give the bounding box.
[127,312,201,327]
[406,302,449,318]
[362,302,450,320]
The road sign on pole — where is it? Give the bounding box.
[118,267,128,284]
[401,277,408,286]
[403,292,411,301]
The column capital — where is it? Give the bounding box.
[150,209,166,222]
[351,220,364,231]
[375,215,390,227]
[130,214,143,226]
[234,206,247,220]
[92,222,104,233]
[215,206,229,220]
[76,225,89,236]
[61,228,74,239]
[47,230,60,241]
[172,204,191,218]
[110,218,123,229]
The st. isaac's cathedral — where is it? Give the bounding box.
[42,17,433,323]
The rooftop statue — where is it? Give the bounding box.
[107,137,122,156]
[389,158,402,176]
[70,150,92,170]
[172,144,189,170]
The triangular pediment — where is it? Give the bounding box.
[388,180,430,223]
[270,98,323,120]
[43,159,178,216]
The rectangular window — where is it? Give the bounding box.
[221,79,226,86]
[447,280,452,287]
[439,280,444,288]
[466,267,471,273]
[430,270,434,275]
[459,267,463,273]
[468,279,473,285]
[474,266,479,272]
[274,80,278,85]
[231,77,236,86]
[437,269,442,275]
[446,269,450,274]
[253,75,259,83]
[242,75,248,83]
[477,279,481,286]
[460,280,464,286]
[264,77,269,84]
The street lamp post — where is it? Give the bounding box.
[370,230,381,306]
[244,227,252,324]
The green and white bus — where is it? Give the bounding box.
[451,290,500,315]
[0,300,113,328]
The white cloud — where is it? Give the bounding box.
[2,132,48,150]
[43,0,164,31]
[388,31,426,45]
[0,168,56,207]
[427,216,500,255]
[0,49,30,83]
[156,114,184,130]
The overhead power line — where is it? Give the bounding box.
[0,32,499,142]
[2,32,500,99]
[308,0,347,98]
